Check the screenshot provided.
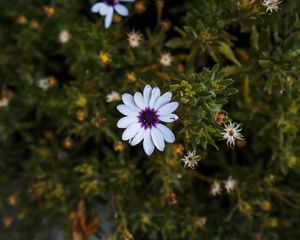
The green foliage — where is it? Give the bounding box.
[1,0,300,240]
[171,64,237,150]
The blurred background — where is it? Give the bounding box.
[1,0,300,239]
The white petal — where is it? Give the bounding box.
[117,116,137,128]
[91,3,104,13]
[104,7,114,28]
[154,92,172,110]
[151,128,165,151]
[99,4,109,16]
[149,87,161,108]
[143,85,152,107]
[114,4,129,16]
[159,114,178,123]
[129,128,145,146]
[122,93,139,110]
[122,123,141,141]
[143,128,155,155]
[158,102,179,115]
[134,92,145,109]
[156,124,175,143]
[117,104,138,116]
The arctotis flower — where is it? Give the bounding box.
[127,30,143,48]
[262,0,282,13]
[117,85,179,155]
[210,181,222,196]
[160,52,173,67]
[106,91,121,102]
[224,176,236,193]
[181,151,201,169]
[221,121,244,148]
[91,0,135,28]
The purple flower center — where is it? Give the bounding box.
[138,108,159,129]
[105,0,118,6]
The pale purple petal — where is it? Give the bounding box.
[156,124,175,143]
[122,123,141,141]
[151,127,165,151]
[143,128,155,155]
[122,93,139,110]
[143,85,152,107]
[154,92,172,110]
[91,3,104,13]
[158,102,179,116]
[159,114,178,122]
[99,4,109,15]
[149,87,161,108]
[117,116,137,128]
[129,128,145,146]
[114,4,129,16]
[117,104,138,116]
[104,7,114,28]
[134,92,145,109]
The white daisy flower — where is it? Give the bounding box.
[127,30,143,48]
[117,85,179,155]
[37,77,50,90]
[0,97,9,107]
[59,30,71,43]
[261,0,282,13]
[224,176,236,193]
[181,151,201,169]
[195,217,207,228]
[160,52,172,67]
[210,181,222,196]
[91,0,135,29]
[106,91,121,102]
[221,121,244,148]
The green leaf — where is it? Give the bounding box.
[251,25,259,51]
[219,88,239,96]
[218,42,241,67]
[166,38,185,48]
[219,78,234,87]
[221,65,241,77]
[258,60,273,68]
[210,64,219,81]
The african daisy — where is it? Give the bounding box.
[117,85,179,155]
[91,0,135,29]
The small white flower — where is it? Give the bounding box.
[91,0,135,29]
[195,217,207,228]
[261,0,282,13]
[117,85,179,155]
[181,151,201,169]
[210,181,222,196]
[224,176,236,193]
[160,52,173,67]
[106,91,121,102]
[37,78,50,90]
[59,30,71,43]
[0,97,9,107]
[221,121,244,148]
[127,30,143,48]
